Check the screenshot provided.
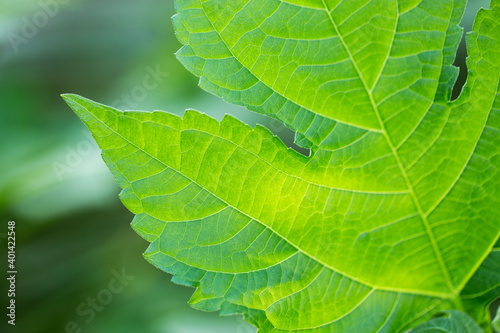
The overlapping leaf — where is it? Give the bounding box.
[64,0,500,331]
[411,310,483,333]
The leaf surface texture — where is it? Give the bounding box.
[64,0,500,331]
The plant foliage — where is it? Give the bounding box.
[411,310,483,333]
[64,0,500,331]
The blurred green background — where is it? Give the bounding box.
[0,0,492,332]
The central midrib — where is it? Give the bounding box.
[319,0,455,292]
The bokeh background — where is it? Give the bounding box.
[0,0,492,332]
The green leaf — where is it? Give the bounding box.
[461,242,500,331]
[63,0,500,331]
[494,305,500,332]
[411,310,483,333]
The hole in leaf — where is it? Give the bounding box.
[266,119,311,157]
[451,0,491,100]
